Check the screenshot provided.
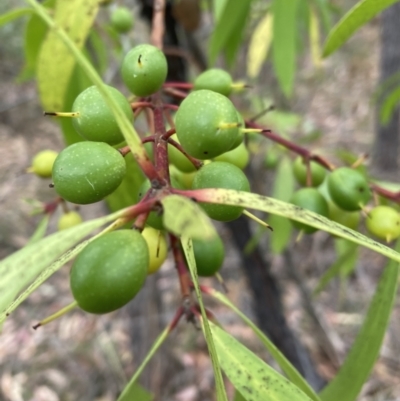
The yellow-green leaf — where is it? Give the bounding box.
[37,0,99,111]
[247,12,273,78]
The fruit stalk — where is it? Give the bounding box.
[170,234,191,302]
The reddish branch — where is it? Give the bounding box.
[170,234,191,302]
[151,0,166,49]
[167,138,203,170]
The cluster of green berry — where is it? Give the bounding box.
[289,157,400,241]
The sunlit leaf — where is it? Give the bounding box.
[319,241,400,401]
[210,321,313,401]
[272,0,299,97]
[322,0,400,57]
[37,0,99,111]
[247,12,273,78]
[162,195,217,240]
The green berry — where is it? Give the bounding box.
[292,156,326,187]
[111,7,133,34]
[193,234,225,277]
[122,44,168,97]
[70,230,148,314]
[175,90,240,159]
[71,85,132,145]
[328,201,360,230]
[192,161,250,222]
[214,141,249,170]
[328,167,371,211]
[193,68,233,97]
[168,134,196,173]
[57,211,83,231]
[290,188,329,234]
[263,149,280,169]
[366,206,400,242]
[52,142,126,204]
[30,150,58,178]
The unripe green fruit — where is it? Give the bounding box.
[328,167,371,211]
[52,142,126,204]
[30,150,58,178]
[111,7,133,34]
[168,134,196,173]
[57,211,83,231]
[192,161,250,222]
[193,234,225,277]
[72,85,132,145]
[264,149,280,169]
[175,90,240,159]
[122,44,168,97]
[142,227,168,274]
[70,230,148,314]
[290,188,329,234]
[292,156,326,187]
[214,141,249,170]
[193,68,233,97]
[366,206,400,242]
[328,201,360,230]
[138,176,184,229]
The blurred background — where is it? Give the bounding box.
[0,0,400,400]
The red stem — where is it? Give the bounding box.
[170,234,191,301]
[167,138,203,170]
[163,82,193,90]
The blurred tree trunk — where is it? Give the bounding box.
[374,3,400,172]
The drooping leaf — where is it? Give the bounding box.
[322,0,400,57]
[247,12,273,78]
[0,211,123,323]
[208,0,252,66]
[162,195,217,240]
[182,237,228,401]
[272,0,299,97]
[319,242,400,401]
[0,8,33,27]
[314,239,358,295]
[210,321,313,401]
[191,188,400,263]
[211,290,320,401]
[268,157,294,253]
[37,0,99,112]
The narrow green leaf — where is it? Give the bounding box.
[268,157,294,253]
[194,189,400,263]
[272,0,299,97]
[0,210,122,323]
[322,0,400,57]
[88,28,109,75]
[309,0,332,32]
[162,195,217,240]
[27,215,50,244]
[233,390,246,401]
[380,86,400,125]
[117,326,168,401]
[314,239,358,295]
[319,242,400,401]
[211,290,320,401]
[181,237,228,401]
[37,0,99,111]
[118,383,152,401]
[210,321,313,401]
[214,0,229,22]
[208,0,252,66]
[0,7,33,26]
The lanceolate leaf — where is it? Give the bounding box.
[37,0,99,112]
[188,188,400,263]
[210,321,313,401]
[319,243,400,401]
[322,0,400,57]
[162,195,217,240]
[211,290,320,401]
[182,237,228,401]
[0,211,122,323]
[208,0,252,66]
[272,0,299,97]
